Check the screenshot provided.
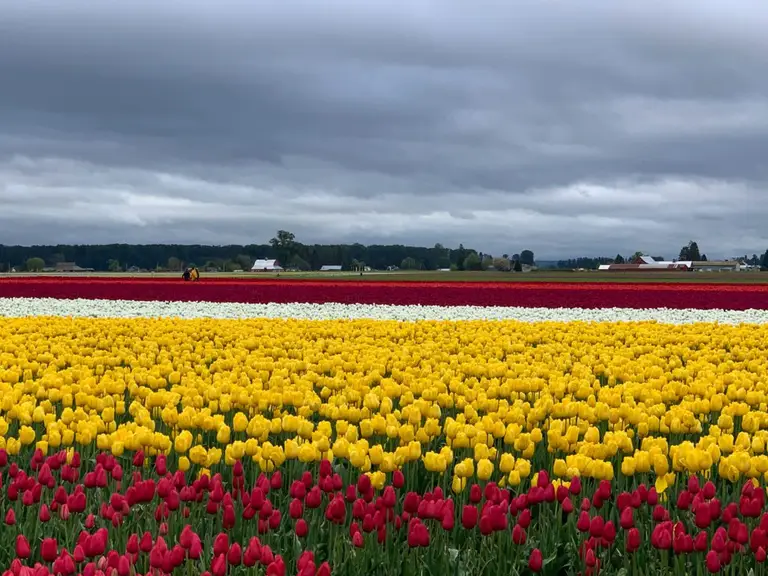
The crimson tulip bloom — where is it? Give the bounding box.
[213,533,229,557]
[706,550,721,573]
[126,534,139,555]
[528,549,542,572]
[357,474,372,495]
[569,477,582,495]
[407,519,430,547]
[15,535,30,559]
[694,503,711,529]
[289,498,304,519]
[626,528,640,553]
[517,508,531,529]
[352,531,364,548]
[227,543,242,566]
[461,505,478,529]
[211,554,227,576]
[602,520,617,544]
[295,519,308,538]
[41,538,58,562]
[694,532,709,552]
[589,516,604,538]
[620,507,634,529]
[577,511,590,532]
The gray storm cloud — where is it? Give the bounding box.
[1,0,768,258]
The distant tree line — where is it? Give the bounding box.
[0,231,538,273]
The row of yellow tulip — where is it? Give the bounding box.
[2,317,768,486]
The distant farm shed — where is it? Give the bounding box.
[251,259,283,271]
[598,256,740,272]
[320,265,343,271]
[55,262,95,272]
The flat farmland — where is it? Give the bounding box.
[3,269,768,283]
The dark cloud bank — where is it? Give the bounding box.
[2,0,768,258]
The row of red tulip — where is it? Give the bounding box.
[2,449,768,575]
[2,278,768,309]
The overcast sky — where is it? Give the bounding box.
[1,1,768,259]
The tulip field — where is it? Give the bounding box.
[3,277,768,576]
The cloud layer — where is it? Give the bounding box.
[2,0,768,258]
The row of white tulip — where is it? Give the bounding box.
[2,297,768,324]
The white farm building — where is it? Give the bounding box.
[251,259,283,272]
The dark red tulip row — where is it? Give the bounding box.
[2,278,768,309]
[3,448,768,576]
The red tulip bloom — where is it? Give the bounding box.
[694,531,709,552]
[585,549,596,568]
[626,528,640,553]
[589,516,604,538]
[211,554,227,576]
[325,495,346,524]
[117,555,131,576]
[758,547,767,563]
[228,543,242,566]
[357,475,372,495]
[570,476,582,495]
[352,531,364,548]
[213,533,229,557]
[189,538,203,560]
[155,454,167,476]
[602,521,616,544]
[706,550,720,573]
[577,511,590,533]
[140,531,153,553]
[677,490,692,510]
[295,519,308,538]
[392,470,405,489]
[267,558,286,576]
[688,476,700,494]
[289,498,304,519]
[306,486,322,509]
[403,492,420,513]
[695,503,711,529]
[317,562,331,576]
[15,535,30,559]
[620,507,634,529]
[5,508,16,526]
[461,505,478,529]
[512,524,527,545]
[407,519,430,547]
[41,538,58,562]
[382,486,396,508]
[562,497,574,514]
[528,549,543,573]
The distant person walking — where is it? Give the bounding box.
[182,266,200,281]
